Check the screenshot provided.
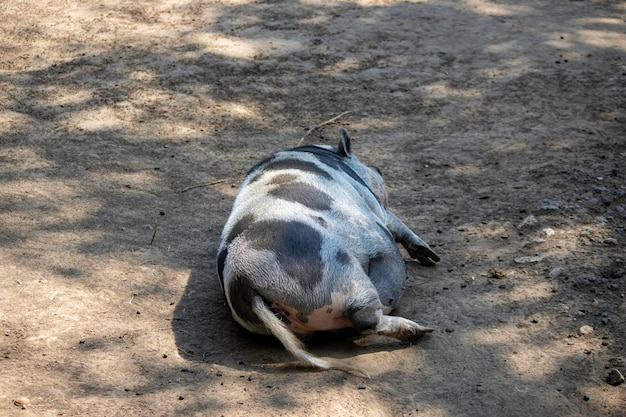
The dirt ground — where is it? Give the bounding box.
[1,0,625,416]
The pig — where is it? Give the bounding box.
[216,128,440,376]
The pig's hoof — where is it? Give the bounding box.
[376,317,434,341]
[407,243,440,267]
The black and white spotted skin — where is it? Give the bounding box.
[216,128,439,376]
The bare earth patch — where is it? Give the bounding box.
[0,1,624,416]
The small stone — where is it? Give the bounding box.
[549,267,565,279]
[216,370,223,377]
[519,215,538,228]
[539,199,561,212]
[13,397,30,408]
[604,238,618,246]
[178,396,185,400]
[578,325,594,336]
[543,228,556,237]
[357,384,367,390]
[609,357,625,367]
[606,369,624,386]
[583,395,590,401]
[514,256,543,264]
[163,353,168,358]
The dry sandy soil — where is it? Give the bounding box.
[1,0,625,416]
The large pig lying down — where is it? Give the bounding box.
[217,128,440,376]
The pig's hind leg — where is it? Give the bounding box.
[366,249,407,312]
[345,279,433,341]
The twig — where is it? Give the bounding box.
[149,223,158,245]
[297,111,351,145]
[180,179,226,193]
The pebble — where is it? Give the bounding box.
[538,199,561,212]
[518,215,538,228]
[606,369,625,386]
[604,238,618,246]
[549,267,565,279]
[578,325,594,336]
[514,256,543,264]
[543,228,556,237]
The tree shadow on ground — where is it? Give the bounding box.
[1,0,624,416]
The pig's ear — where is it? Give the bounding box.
[338,127,352,158]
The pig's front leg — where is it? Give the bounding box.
[385,211,440,266]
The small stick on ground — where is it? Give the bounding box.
[149,223,158,245]
[297,111,351,145]
[180,179,226,193]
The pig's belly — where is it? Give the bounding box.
[270,300,354,335]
